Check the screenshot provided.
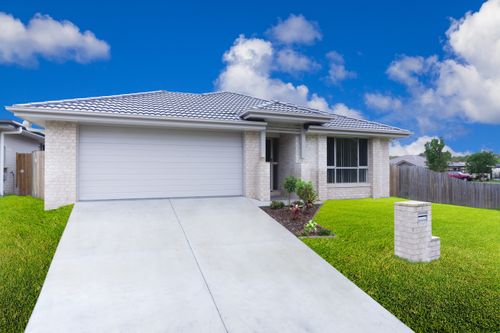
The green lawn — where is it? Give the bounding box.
[0,196,72,333]
[303,198,500,332]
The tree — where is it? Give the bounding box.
[466,151,497,178]
[284,176,298,206]
[424,138,451,172]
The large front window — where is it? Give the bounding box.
[327,138,368,183]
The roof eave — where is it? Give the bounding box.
[7,107,268,131]
[307,124,412,138]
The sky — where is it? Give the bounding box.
[1,0,498,155]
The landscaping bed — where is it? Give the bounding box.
[261,204,333,237]
[0,196,73,333]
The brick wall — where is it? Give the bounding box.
[327,184,372,199]
[243,131,270,201]
[45,121,78,210]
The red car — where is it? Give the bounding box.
[448,171,472,181]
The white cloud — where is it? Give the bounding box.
[364,93,402,111]
[373,0,500,131]
[390,136,469,156]
[0,12,110,66]
[275,48,319,74]
[267,14,321,45]
[326,51,356,83]
[386,55,437,86]
[216,35,363,119]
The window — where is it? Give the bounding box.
[327,138,368,183]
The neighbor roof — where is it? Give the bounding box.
[390,155,426,168]
[8,90,410,135]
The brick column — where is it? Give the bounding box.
[45,121,78,210]
[394,201,440,262]
[371,137,390,198]
[316,135,327,201]
[243,131,270,201]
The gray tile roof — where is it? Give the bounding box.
[322,114,408,133]
[247,100,330,116]
[11,90,409,135]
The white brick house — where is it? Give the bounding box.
[7,91,410,210]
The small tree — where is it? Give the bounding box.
[284,176,298,206]
[295,179,318,209]
[466,151,497,180]
[424,137,451,172]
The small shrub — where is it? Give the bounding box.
[295,180,318,208]
[284,176,298,205]
[304,219,318,234]
[269,200,285,209]
[292,200,304,207]
[290,204,301,220]
[317,228,332,236]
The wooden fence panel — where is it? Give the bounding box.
[32,151,45,199]
[16,153,33,196]
[390,165,500,209]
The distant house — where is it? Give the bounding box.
[390,155,426,168]
[448,162,466,172]
[0,121,45,195]
[492,164,500,179]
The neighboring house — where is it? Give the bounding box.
[0,120,45,196]
[390,155,426,168]
[448,161,466,172]
[6,90,410,210]
[492,164,500,179]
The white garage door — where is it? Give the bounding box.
[78,125,243,200]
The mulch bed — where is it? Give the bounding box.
[261,204,334,237]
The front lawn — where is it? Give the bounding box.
[303,198,499,332]
[0,196,72,333]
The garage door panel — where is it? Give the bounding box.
[78,126,243,200]
[80,127,241,146]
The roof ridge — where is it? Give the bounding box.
[13,90,168,107]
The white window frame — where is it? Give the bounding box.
[327,138,368,184]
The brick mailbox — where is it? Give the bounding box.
[394,201,440,262]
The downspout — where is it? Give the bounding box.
[0,126,23,196]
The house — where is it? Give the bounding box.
[0,120,45,196]
[390,155,426,168]
[6,90,410,210]
[448,161,466,172]
[492,164,500,179]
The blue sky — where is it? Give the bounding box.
[1,0,498,155]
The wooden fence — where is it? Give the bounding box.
[16,153,32,196]
[15,151,44,199]
[390,165,500,209]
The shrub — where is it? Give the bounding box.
[284,176,298,205]
[304,220,318,234]
[290,204,301,220]
[269,200,285,209]
[317,228,332,236]
[295,180,318,208]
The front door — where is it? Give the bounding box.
[266,138,279,191]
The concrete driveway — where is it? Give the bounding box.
[27,197,410,332]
